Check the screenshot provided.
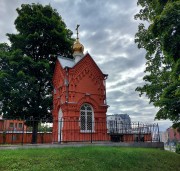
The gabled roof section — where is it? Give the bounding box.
[70,52,108,81]
[57,56,75,68]
[76,52,106,76]
[57,53,107,77]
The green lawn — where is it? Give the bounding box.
[0,146,179,171]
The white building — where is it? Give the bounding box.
[107,114,131,133]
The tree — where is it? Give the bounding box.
[0,4,74,143]
[134,0,180,129]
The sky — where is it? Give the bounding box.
[0,0,172,131]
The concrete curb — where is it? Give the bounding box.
[0,142,164,150]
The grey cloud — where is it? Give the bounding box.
[98,53,145,83]
[109,71,144,89]
[0,1,20,42]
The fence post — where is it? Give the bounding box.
[91,121,92,143]
[138,122,140,142]
[59,119,62,144]
[116,120,118,133]
[3,131,6,144]
[150,124,152,142]
[157,123,160,142]
[11,120,14,144]
[21,122,24,145]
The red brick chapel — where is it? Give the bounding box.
[52,26,108,142]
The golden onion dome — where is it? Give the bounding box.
[73,39,84,53]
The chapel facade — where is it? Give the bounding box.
[52,26,109,142]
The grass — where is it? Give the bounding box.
[0,146,179,171]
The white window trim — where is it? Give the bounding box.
[80,103,95,133]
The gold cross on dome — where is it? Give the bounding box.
[76,24,80,39]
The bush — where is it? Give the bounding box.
[176,143,180,154]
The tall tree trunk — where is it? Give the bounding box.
[32,120,39,144]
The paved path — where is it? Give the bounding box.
[164,145,176,152]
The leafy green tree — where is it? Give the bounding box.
[0,4,74,143]
[134,0,180,128]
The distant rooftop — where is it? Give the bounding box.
[107,114,130,119]
[57,56,75,68]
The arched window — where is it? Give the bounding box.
[80,104,94,132]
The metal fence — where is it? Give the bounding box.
[0,118,160,144]
[55,120,160,143]
[0,118,52,144]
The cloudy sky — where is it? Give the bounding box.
[0,0,172,131]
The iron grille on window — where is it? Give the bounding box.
[80,104,93,132]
